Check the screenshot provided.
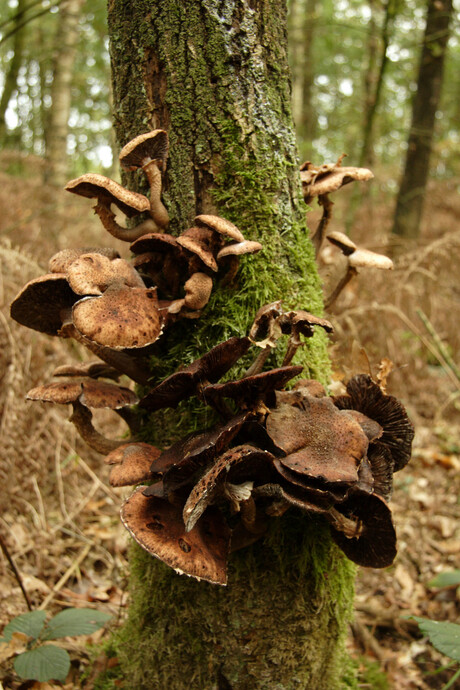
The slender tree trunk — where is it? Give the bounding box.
[44,0,84,186]
[0,0,27,143]
[300,0,317,147]
[108,2,355,688]
[392,0,453,239]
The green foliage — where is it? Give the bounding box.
[410,618,460,663]
[428,570,460,589]
[0,608,111,683]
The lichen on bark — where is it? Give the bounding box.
[107,1,356,687]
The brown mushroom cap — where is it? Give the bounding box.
[140,337,251,412]
[72,285,164,350]
[325,232,357,256]
[217,240,262,259]
[177,227,219,272]
[202,365,304,408]
[301,163,374,201]
[104,442,161,487]
[332,375,414,471]
[120,487,231,585]
[130,232,181,256]
[10,273,78,336]
[119,130,169,171]
[249,301,284,343]
[66,253,145,296]
[183,445,274,532]
[65,173,150,217]
[278,310,334,338]
[328,490,397,568]
[266,395,368,485]
[49,247,121,274]
[194,215,245,242]
[26,379,138,409]
[348,249,394,270]
[53,361,121,381]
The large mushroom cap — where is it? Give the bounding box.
[104,442,161,487]
[202,365,304,408]
[72,285,164,350]
[121,487,231,585]
[49,247,121,274]
[194,215,245,243]
[300,161,374,202]
[66,253,145,296]
[10,273,78,336]
[119,130,169,171]
[65,173,150,217]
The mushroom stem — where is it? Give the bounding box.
[324,265,357,311]
[114,407,142,434]
[282,338,302,367]
[142,161,169,229]
[243,347,272,378]
[94,202,159,242]
[311,194,333,257]
[70,401,131,454]
[62,322,151,385]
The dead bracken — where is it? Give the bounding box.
[10,130,414,587]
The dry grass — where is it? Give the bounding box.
[0,155,458,688]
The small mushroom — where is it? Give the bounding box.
[53,361,121,381]
[324,233,393,310]
[119,130,169,230]
[300,157,374,255]
[194,214,245,243]
[177,226,219,272]
[26,379,138,454]
[183,272,213,311]
[121,487,231,585]
[65,173,156,242]
[49,247,120,274]
[66,253,145,296]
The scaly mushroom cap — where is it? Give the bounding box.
[10,273,78,336]
[104,442,161,487]
[26,379,138,409]
[65,173,150,217]
[121,487,231,585]
[140,337,251,411]
[49,247,120,274]
[66,253,145,296]
[130,232,181,256]
[72,285,164,350]
[332,375,414,471]
[194,215,245,243]
[266,394,368,485]
[119,130,169,171]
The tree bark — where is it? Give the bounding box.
[0,0,27,143]
[391,0,453,239]
[44,0,84,186]
[108,2,355,688]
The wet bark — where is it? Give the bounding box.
[107,2,355,688]
[392,0,453,239]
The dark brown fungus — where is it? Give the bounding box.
[53,361,121,381]
[183,445,274,532]
[10,273,79,336]
[328,490,397,568]
[333,375,414,471]
[140,337,251,411]
[120,487,231,585]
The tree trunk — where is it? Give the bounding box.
[44,0,84,186]
[391,0,453,239]
[0,0,27,143]
[108,2,355,688]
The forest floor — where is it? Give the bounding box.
[0,155,459,689]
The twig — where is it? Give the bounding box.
[39,543,91,610]
[0,530,32,610]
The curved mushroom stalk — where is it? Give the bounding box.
[311,193,333,257]
[94,202,160,242]
[70,401,130,455]
[141,161,170,229]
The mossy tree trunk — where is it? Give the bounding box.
[107,2,356,688]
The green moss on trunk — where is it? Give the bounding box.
[107,1,356,687]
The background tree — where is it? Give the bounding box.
[392,0,453,239]
[107,1,355,688]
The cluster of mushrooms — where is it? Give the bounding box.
[10,131,414,585]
